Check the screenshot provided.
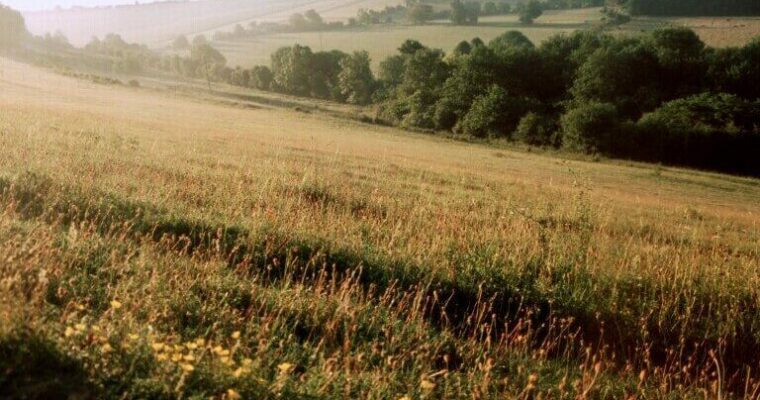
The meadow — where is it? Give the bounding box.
[1,55,760,399]
[211,7,760,69]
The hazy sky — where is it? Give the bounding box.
[2,1,160,11]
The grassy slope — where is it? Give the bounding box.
[22,0,405,46]
[212,8,760,69]
[1,58,760,398]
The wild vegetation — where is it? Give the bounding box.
[2,58,760,399]
[626,0,760,16]
[1,2,760,399]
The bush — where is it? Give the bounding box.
[456,85,530,138]
[514,112,559,146]
[560,102,621,152]
[632,93,760,174]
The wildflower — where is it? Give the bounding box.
[156,354,168,361]
[128,334,139,341]
[278,362,294,375]
[64,327,76,337]
[227,389,241,400]
[75,323,86,332]
[180,363,195,373]
[220,356,233,366]
[420,379,436,391]
[231,331,241,339]
[183,354,196,362]
[242,358,253,366]
[186,342,198,350]
[398,397,412,400]
[233,367,244,378]
[195,338,205,347]
[102,343,113,353]
[151,343,165,352]
[110,300,122,310]
[172,353,183,362]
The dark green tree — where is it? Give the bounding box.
[518,0,543,24]
[338,51,376,104]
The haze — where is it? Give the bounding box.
[2,0,165,11]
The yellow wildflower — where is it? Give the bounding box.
[110,300,122,310]
[420,379,436,391]
[180,363,195,373]
[278,362,294,375]
[231,331,241,339]
[226,389,241,400]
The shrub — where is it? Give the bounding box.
[560,101,620,152]
[514,112,559,146]
[456,85,530,138]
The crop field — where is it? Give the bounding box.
[213,8,760,69]
[22,0,405,46]
[2,57,760,399]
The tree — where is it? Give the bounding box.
[450,0,479,25]
[456,85,528,137]
[439,45,502,128]
[489,31,534,54]
[338,51,376,105]
[452,40,472,56]
[250,66,274,90]
[514,112,559,146]
[191,43,227,90]
[518,0,543,24]
[408,4,434,24]
[289,13,308,30]
[271,45,314,96]
[570,38,662,118]
[304,9,324,29]
[560,102,620,152]
[706,37,760,100]
[648,27,707,98]
[0,5,27,49]
[172,35,190,50]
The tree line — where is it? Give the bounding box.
[626,0,760,16]
[3,3,758,177]
[237,29,759,176]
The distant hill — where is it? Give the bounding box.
[22,0,403,46]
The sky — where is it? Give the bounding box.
[1,1,163,11]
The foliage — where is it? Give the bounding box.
[338,51,376,105]
[456,85,530,137]
[627,0,760,16]
[514,112,559,146]
[450,0,480,25]
[0,4,27,49]
[560,101,620,152]
[518,0,544,24]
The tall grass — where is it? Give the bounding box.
[1,61,759,399]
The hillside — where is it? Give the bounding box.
[2,56,760,398]
[22,0,403,46]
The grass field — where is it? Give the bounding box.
[1,57,760,398]
[22,0,405,46]
[212,8,760,70]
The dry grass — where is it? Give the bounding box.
[212,8,760,70]
[1,58,760,399]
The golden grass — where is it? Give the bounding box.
[212,8,760,70]
[1,58,759,398]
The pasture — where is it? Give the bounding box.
[1,57,759,398]
[212,8,760,69]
